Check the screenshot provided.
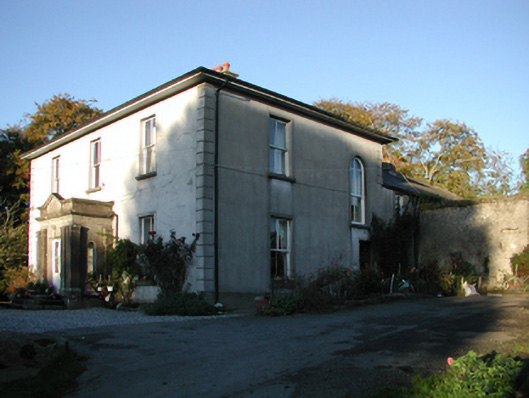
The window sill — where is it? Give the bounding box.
[351,222,369,230]
[86,187,102,194]
[268,173,296,183]
[135,171,157,181]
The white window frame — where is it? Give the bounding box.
[140,117,156,175]
[51,156,60,194]
[269,117,289,176]
[270,217,291,278]
[90,138,102,189]
[350,158,365,224]
[139,215,155,244]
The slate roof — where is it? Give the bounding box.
[382,163,461,201]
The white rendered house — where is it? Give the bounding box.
[24,65,396,305]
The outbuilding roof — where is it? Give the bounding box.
[382,163,461,201]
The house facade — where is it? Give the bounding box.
[24,65,395,305]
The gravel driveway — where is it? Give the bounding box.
[1,295,528,397]
[0,307,235,334]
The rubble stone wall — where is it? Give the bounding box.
[419,197,529,286]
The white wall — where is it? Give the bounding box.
[28,87,201,272]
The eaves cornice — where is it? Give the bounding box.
[23,67,395,160]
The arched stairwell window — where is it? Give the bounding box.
[350,158,365,224]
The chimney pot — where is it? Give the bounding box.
[222,62,230,71]
[215,65,222,72]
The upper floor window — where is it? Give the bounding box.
[270,217,291,278]
[269,118,288,176]
[139,215,155,244]
[90,139,101,189]
[141,117,156,175]
[51,156,60,194]
[350,158,365,224]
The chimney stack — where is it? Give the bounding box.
[212,62,239,78]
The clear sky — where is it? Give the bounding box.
[2,0,528,174]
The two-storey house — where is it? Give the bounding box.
[24,64,396,305]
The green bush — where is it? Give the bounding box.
[413,259,440,294]
[511,244,529,278]
[289,264,384,314]
[449,252,475,277]
[435,253,478,296]
[105,238,140,305]
[144,291,217,316]
[373,350,523,398]
[299,265,356,312]
[2,265,34,296]
[0,222,29,295]
[141,232,199,294]
[371,214,417,277]
[261,295,302,316]
[352,267,383,297]
[102,232,199,306]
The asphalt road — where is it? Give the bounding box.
[61,295,529,398]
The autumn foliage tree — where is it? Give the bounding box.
[23,94,102,146]
[1,94,102,217]
[0,94,102,285]
[520,148,529,192]
[315,99,422,165]
[314,98,516,198]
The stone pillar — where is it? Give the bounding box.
[61,225,83,308]
[36,229,47,281]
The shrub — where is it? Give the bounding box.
[144,291,217,316]
[352,267,383,297]
[371,214,417,277]
[299,265,357,312]
[0,205,28,271]
[261,295,302,316]
[413,259,440,294]
[373,350,523,398]
[105,238,140,305]
[2,265,34,296]
[449,252,475,277]
[141,232,199,295]
[0,221,29,295]
[295,264,384,313]
[103,232,199,306]
[435,253,478,296]
[511,244,529,278]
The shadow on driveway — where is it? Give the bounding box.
[53,295,529,397]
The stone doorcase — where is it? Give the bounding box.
[35,194,114,307]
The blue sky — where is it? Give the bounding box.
[2,0,528,174]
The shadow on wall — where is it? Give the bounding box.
[115,97,207,292]
[419,198,529,288]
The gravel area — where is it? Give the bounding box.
[0,307,234,333]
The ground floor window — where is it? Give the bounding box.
[359,240,371,269]
[270,217,291,278]
[139,215,155,244]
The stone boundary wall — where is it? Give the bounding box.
[419,196,529,286]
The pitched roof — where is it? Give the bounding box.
[382,163,461,201]
[23,67,395,160]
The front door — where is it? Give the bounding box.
[51,239,61,291]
